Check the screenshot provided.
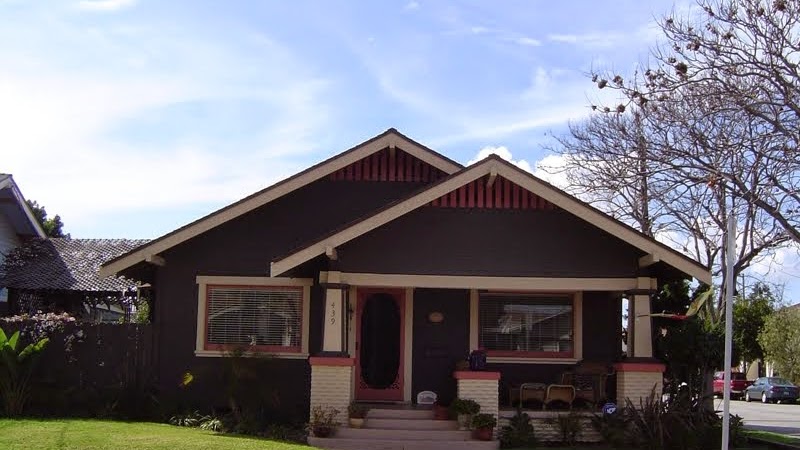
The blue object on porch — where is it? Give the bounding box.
[602,402,617,415]
[469,349,487,371]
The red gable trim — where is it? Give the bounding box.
[330,147,447,183]
[428,175,557,210]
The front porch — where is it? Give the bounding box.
[309,272,666,442]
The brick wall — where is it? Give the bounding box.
[616,370,662,406]
[309,362,353,424]
[455,375,499,418]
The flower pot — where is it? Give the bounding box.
[349,418,365,428]
[312,425,334,438]
[472,427,493,441]
[433,404,449,420]
[457,414,471,431]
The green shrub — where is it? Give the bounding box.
[593,388,742,450]
[449,398,480,415]
[0,327,49,416]
[548,411,582,446]
[471,413,497,430]
[499,408,537,449]
[590,410,628,448]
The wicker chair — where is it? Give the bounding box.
[561,362,615,408]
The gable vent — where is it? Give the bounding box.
[430,175,556,210]
[330,147,447,182]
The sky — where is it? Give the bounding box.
[1,0,798,301]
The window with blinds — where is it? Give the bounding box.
[479,293,573,357]
[205,285,302,352]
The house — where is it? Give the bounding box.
[99,129,710,431]
[1,238,150,321]
[0,174,46,313]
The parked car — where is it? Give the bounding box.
[744,377,800,404]
[713,371,752,400]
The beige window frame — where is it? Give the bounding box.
[195,276,312,359]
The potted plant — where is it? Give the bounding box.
[347,402,368,428]
[450,398,480,430]
[309,405,339,438]
[471,413,497,441]
[433,400,450,420]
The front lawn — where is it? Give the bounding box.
[0,419,311,450]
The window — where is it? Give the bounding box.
[205,285,302,352]
[479,292,573,357]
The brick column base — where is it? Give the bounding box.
[309,357,354,425]
[454,371,501,422]
[614,362,665,407]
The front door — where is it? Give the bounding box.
[355,289,405,401]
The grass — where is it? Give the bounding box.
[0,419,312,450]
[745,430,800,447]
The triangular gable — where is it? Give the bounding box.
[270,156,711,284]
[0,174,46,238]
[99,129,462,278]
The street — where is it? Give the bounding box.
[719,398,800,437]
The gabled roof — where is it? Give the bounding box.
[0,174,46,238]
[99,129,462,278]
[270,155,712,284]
[2,238,149,292]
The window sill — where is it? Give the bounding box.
[195,350,309,359]
[487,357,580,365]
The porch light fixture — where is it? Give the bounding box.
[428,311,444,324]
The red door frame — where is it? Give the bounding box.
[354,288,406,401]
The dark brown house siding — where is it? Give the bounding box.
[412,288,470,405]
[150,177,433,418]
[338,207,643,277]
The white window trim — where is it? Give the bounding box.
[470,289,583,363]
[195,275,313,358]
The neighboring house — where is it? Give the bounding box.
[100,129,711,423]
[0,174,46,312]
[1,238,149,321]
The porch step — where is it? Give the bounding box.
[365,418,459,430]
[366,409,434,420]
[309,406,497,450]
[308,437,499,450]
[336,427,471,440]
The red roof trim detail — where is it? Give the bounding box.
[309,357,356,366]
[613,362,667,373]
[453,370,501,380]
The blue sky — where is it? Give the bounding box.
[2,0,798,300]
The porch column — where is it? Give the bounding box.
[630,277,655,358]
[321,271,348,354]
[614,362,665,406]
[454,371,500,426]
[309,357,354,425]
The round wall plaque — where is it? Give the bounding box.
[428,311,444,323]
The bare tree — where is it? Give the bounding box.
[591,0,800,244]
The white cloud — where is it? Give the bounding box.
[514,36,541,47]
[0,11,332,236]
[468,146,533,173]
[547,32,626,48]
[404,1,419,11]
[533,154,570,189]
[76,0,136,12]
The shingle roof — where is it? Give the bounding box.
[1,238,149,292]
